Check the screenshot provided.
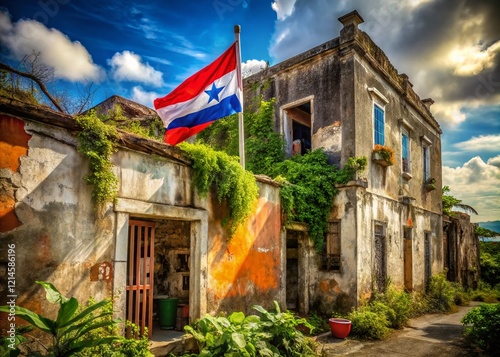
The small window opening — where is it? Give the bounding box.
[286,102,311,156]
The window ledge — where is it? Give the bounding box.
[402,172,412,180]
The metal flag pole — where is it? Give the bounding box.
[234,25,245,169]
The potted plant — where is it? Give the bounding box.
[424,177,436,192]
[372,144,395,167]
[328,317,352,339]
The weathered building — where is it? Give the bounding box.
[1,10,480,347]
[0,98,283,340]
[243,10,444,313]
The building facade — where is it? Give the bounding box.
[243,11,443,313]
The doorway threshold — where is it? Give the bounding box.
[149,323,197,356]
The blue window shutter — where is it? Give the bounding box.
[402,133,409,159]
[374,104,385,145]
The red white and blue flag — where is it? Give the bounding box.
[154,43,242,146]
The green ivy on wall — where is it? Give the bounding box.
[75,110,119,211]
[194,98,367,251]
[270,151,366,252]
[180,142,259,236]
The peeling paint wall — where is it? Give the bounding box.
[0,109,284,331]
[0,116,114,327]
[206,180,282,315]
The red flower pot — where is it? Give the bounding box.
[328,318,351,339]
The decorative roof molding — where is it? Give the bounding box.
[368,87,389,105]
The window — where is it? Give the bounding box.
[322,221,340,271]
[283,99,313,157]
[402,128,410,173]
[423,145,431,181]
[374,104,385,145]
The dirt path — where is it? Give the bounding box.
[316,302,482,356]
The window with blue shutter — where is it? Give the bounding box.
[423,145,430,180]
[402,130,410,172]
[374,104,385,145]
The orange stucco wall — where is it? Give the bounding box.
[0,115,31,232]
[208,196,282,313]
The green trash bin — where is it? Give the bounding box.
[158,298,179,330]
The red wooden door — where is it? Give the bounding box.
[127,220,155,338]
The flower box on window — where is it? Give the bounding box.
[372,145,395,167]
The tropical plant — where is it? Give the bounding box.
[183,301,317,356]
[253,301,316,356]
[0,281,120,357]
[442,186,478,216]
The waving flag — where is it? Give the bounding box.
[154,43,242,146]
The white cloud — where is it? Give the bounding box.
[130,86,160,108]
[448,41,500,76]
[271,0,297,20]
[108,51,164,87]
[0,11,104,82]
[442,156,500,222]
[453,134,500,152]
[488,155,500,168]
[242,59,267,78]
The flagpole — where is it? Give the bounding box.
[234,25,245,169]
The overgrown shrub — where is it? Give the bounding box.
[370,284,413,329]
[306,311,329,335]
[426,273,456,312]
[470,282,500,303]
[347,307,390,340]
[462,303,500,353]
[479,241,500,288]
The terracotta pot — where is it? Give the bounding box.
[328,318,351,339]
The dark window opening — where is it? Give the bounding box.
[322,221,340,271]
[286,102,311,156]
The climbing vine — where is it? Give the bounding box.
[195,98,367,251]
[179,142,259,236]
[75,110,119,210]
[270,151,366,252]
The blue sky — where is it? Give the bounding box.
[1,0,499,222]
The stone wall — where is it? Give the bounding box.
[444,213,480,289]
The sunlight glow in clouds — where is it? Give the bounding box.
[0,11,104,82]
[108,51,164,87]
[449,41,500,76]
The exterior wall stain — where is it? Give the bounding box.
[0,115,31,232]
